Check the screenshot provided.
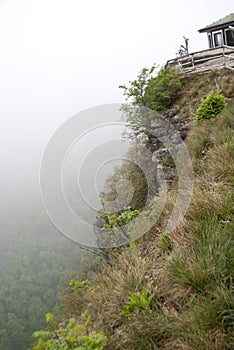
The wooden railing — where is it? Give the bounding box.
[166,46,234,73]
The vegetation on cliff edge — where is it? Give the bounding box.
[32,67,234,350]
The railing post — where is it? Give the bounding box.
[192,54,195,71]
[223,46,226,68]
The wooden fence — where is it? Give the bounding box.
[166,45,234,73]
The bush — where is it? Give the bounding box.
[119,288,156,317]
[195,91,226,121]
[119,66,183,139]
[69,279,91,293]
[32,312,107,350]
[144,67,183,111]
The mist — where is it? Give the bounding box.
[1,0,233,211]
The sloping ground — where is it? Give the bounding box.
[31,68,234,350]
[62,75,234,349]
[176,68,234,120]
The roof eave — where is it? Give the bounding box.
[199,21,234,33]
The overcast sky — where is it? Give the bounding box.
[0,0,233,207]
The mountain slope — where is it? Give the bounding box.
[32,67,234,350]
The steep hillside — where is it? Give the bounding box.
[32,68,234,350]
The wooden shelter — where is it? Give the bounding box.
[199,13,234,48]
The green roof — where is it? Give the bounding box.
[199,13,234,32]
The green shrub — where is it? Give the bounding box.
[120,288,156,317]
[98,206,141,230]
[157,233,173,252]
[32,312,107,350]
[144,66,183,111]
[195,91,226,121]
[96,206,141,246]
[69,279,91,293]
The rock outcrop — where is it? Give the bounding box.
[149,109,193,187]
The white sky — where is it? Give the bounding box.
[0,0,233,202]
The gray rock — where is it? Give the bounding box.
[180,121,194,139]
[152,148,170,163]
[170,114,181,124]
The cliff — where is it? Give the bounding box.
[32,67,234,350]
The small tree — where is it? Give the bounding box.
[195,91,226,121]
[119,64,156,106]
[119,65,183,139]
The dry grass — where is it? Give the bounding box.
[177,68,234,122]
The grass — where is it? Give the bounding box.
[59,71,234,350]
[176,68,234,122]
[168,218,234,293]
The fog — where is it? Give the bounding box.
[1,0,233,216]
[0,0,233,270]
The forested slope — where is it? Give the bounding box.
[0,202,100,350]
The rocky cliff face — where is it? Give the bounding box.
[94,108,194,249]
[148,109,193,187]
